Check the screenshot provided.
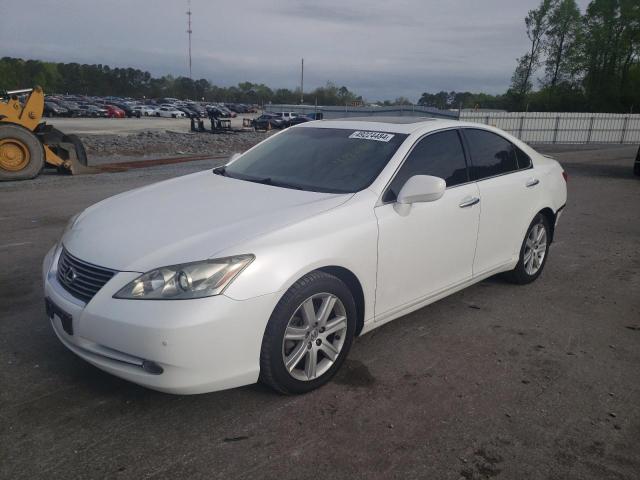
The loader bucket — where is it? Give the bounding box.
[36,125,98,174]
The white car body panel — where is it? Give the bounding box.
[472,169,542,275]
[43,245,279,394]
[221,189,379,317]
[43,118,567,394]
[65,171,351,272]
[374,182,481,318]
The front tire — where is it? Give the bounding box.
[260,271,357,394]
[504,213,551,284]
[0,123,45,181]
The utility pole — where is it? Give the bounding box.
[186,0,193,79]
[300,58,304,104]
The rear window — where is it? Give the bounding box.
[464,129,519,180]
[515,147,532,169]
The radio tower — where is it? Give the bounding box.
[186,0,193,79]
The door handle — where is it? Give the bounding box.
[526,178,540,188]
[459,196,480,208]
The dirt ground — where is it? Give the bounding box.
[47,115,270,165]
[47,115,253,135]
[0,144,639,480]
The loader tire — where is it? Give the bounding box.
[0,123,45,181]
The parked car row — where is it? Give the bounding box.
[45,96,127,118]
[252,111,323,130]
[41,94,261,120]
[225,103,258,114]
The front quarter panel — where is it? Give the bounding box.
[221,190,379,324]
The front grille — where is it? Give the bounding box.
[57,248,117,303]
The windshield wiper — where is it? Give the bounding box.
[243,176,307,191]
[268,180,305,191]
[242,176,273,185]
[214,170,307,191]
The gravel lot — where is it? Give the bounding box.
[0,144,639,480]
[80,130,272,164]
[46,116,270,165]
[47,115,252,135]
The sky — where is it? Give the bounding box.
[0,0,592,102]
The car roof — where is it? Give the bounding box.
[296,116,468,134]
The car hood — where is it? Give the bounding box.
[63,171,352,272]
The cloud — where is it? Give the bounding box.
[0,0,593,101]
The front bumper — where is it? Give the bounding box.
[42,245,280,394]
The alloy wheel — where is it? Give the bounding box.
[524,222,547,275]
[281,293,348,381]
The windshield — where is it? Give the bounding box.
[224,127,407,193]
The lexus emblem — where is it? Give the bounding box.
[64,266,77,284]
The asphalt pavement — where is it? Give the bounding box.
[1,144,639,480]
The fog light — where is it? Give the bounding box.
[141,360,163,375]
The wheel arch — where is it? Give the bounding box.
[315,266,366,336]
[538,207,556,243]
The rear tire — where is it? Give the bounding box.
[260,271,356,394]
[0,123,45,181]
[504,213,551,284]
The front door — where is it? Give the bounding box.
[374,129,480,319]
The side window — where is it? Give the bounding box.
[464,129,518,180]
[383,130,469,202]
[515,146,532,169]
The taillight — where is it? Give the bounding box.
[562,171,568,182]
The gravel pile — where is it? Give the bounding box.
[80,130,274,160]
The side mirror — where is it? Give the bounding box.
[397,175,446,204]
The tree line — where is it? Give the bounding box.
[0,57,363,106]
[419,0,639,112]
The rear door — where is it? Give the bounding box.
[461,128,541,275]
[374,129,480,317]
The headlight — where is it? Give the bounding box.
[113,255,254,300]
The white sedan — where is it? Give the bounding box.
[154,107,185,118]
[43,117,567,394]
[132,105,157,116]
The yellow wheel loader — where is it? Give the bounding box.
[0,86,91,181]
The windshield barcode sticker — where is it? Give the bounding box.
[349,131,395,142]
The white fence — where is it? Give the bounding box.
[459,112,640,144]
[265,105,640,144]
[267,103,458,120]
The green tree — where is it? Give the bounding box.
[510,0,554,105]
[544,0,583,88]
[582,0,640,111]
